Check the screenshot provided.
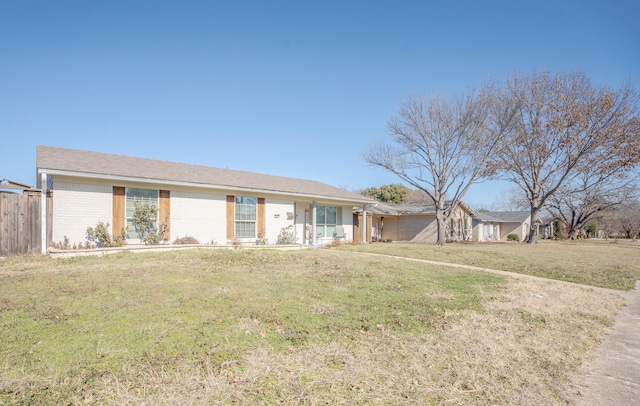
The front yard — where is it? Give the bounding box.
[0,242,634,404]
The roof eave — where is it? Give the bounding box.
[37,168,373,205]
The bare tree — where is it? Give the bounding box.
[491,186,530,211]
[489,71,640,244]
[617,199,640,239]
[599,198,640,239]
[546,171,637,240]
[364,91,497,246]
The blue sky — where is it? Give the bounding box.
[2,0,638,208]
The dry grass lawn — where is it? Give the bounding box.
[0,245,630,405]
[340,239,640,290]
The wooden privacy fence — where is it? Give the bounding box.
[0,190,52,256]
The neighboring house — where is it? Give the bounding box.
[363,201,475,243]
[472,211,531,242]
[35,146,375,252]
[1,178,33,191]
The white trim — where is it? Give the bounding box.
[311,201,317,246]
[40,173,48,255]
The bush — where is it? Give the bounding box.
[158,220,170,243]
[132,202,158,245]
[507,233,520,242]
[86,222,127,248]
[52,236,71,250]
[131,202,169,245]
[276,225,296,245]
[173,236,200,245]
[553,219,567,239]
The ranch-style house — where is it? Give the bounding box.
[36,146,376,253]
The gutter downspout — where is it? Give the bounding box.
[311,201,317,246]
[361,207,367,244]
[40,172,47,255]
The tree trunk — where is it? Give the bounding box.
[527,204,541,244]
[435,209,446,246]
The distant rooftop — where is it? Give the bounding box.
[0,178,33,191]
[474,210,531,223]
[366,201,475,216]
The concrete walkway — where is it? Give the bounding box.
[572,280,640,405]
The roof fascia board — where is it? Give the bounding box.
[38,168,372,205]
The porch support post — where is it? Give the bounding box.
[311,201,317,246]
[361,208,367,244]
[40,172,48,255]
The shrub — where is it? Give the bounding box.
[86,222,127,248]
[173,236,200,245]
[86,222,112,247]
[507,233,520,242]
[256,230,268,245]
[131,203,169,245]
[553,219,567,239]
[112,229,127,247]
[232,238,242,249]
[52,236,71,250]
[158,219,170,243]
[144,233,160,245]
[276,225,296,245]
[132,202,158,245]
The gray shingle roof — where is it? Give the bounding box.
[366,201,475,216]
[473,211,531,223]
[36,146,374,204]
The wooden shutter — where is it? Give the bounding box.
[258,198,265,237]
[112,187,125,237]
[337,207,342,226]
[353,213,361,244]
[226,195,234,239]
[159,190,170,240]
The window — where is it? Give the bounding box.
[125,188,158,239]
[316,206,337,237]
[235,196,257,238]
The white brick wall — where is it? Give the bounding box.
[339,205,354,241]
[48,178,359,247]
[171,191,226,244]
[52,182,112,245]
[264,199,296,244]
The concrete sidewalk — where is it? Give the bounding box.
[572,280,640,405]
